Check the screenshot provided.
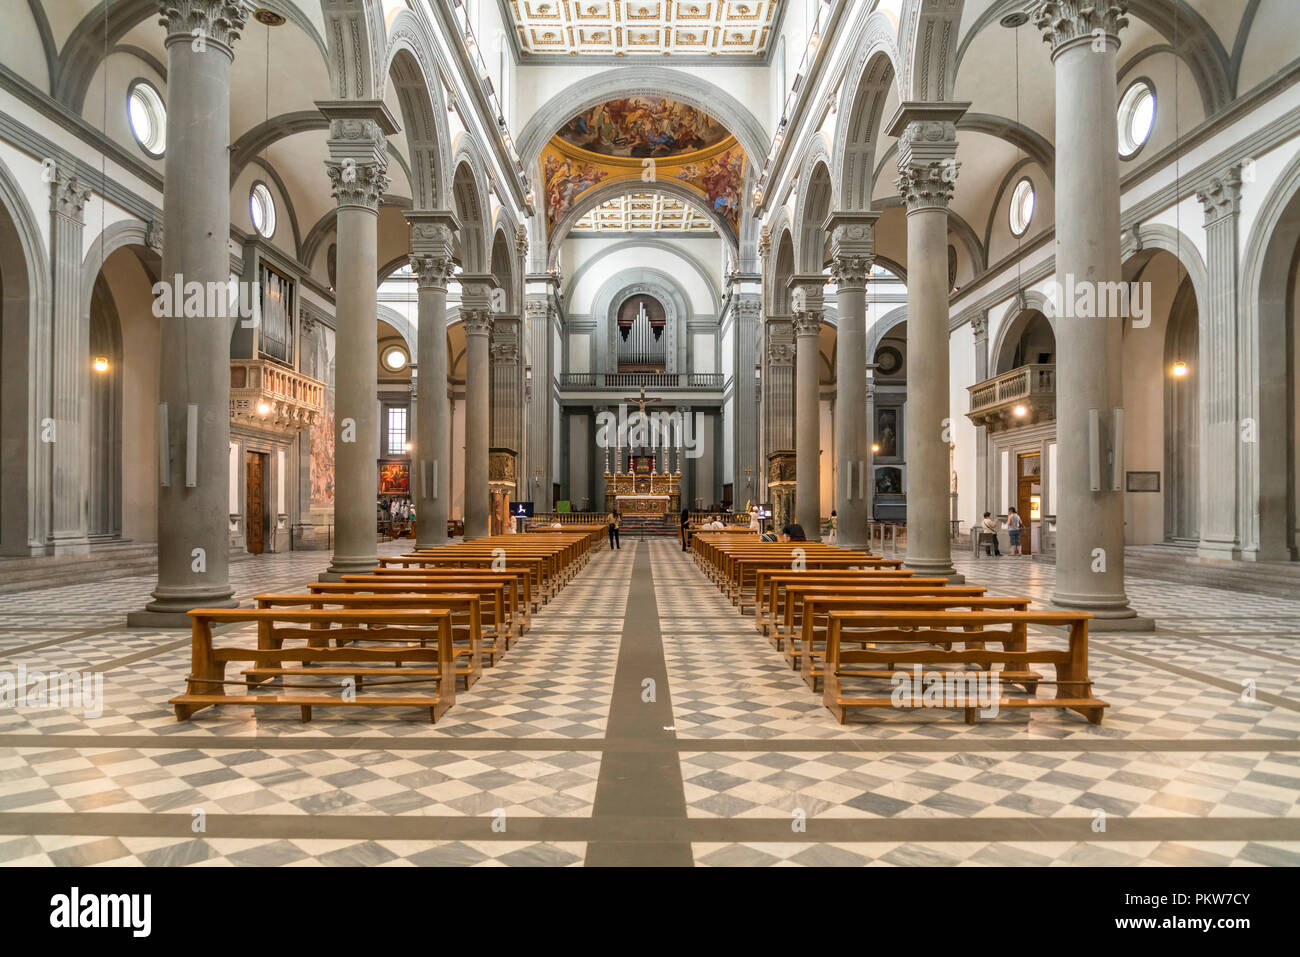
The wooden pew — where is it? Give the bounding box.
[796,593,1035,692]
[169,607,457,723]
[253,592,485,690]
[821,609,1106,725]
[775,579,973,655]
[359,567,533,630]
[317,579,511,661]
[755,569,923,639]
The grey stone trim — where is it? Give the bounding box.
[561,238,723,317]
[517,66,770,168]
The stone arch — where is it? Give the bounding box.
[768,222,796,316]
[898,0,962,101]
[833,21,903,213]
[376,303,417,353]
[517,66,768,171]
[546,180,738,268]
[1120,222,1210,320]
[990,289,1055,374]
[321,0,386,101]
[0,153,51,554]
[590,271,692,376]
[792,136,835,274]
[563,238,721,318]
[1238,149,1300,559]
[866,304,908,361]
[489,223,518,315]
[56,0,330,112]
[450,137,491,273]
[383,12,452,211]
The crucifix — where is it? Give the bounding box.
[622,384,663,473]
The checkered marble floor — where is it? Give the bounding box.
[0,537,1298,865]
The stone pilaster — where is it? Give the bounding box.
[728,281,762,512]
[1033,0,1149,626]
[48,167,94,553]
[407,209,458,548]
[129,0,251,625]
[319,100,396,577]
[1193,165,1242,560]
[790,275,825,541]
[523,286,556,509]
[888,100,968,581]
[826,211,878,549]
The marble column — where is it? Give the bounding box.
[460,276,495,539]
[971,311,991,522]
[48,167,93,554]
[320,102,396,577]
[763,318,795,526]
[524,289,555,509]
[1034,1,1149,626]
[888,101,966,581]
[790,276,825,541]
[827,212,878,549]
[728,280,763,509]
[1194,165,1243,560]
[408,211,458,549]
[130,1,250,625]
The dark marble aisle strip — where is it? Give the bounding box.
[1,734,1297,752]
[584,541,692,866]
[1,811,1296,844]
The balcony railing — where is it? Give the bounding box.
[230,358,326,433]
[559,372,724,391]
[966,363,1055,432]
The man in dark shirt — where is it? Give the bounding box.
[782,523,807,542]
[680,507,691,551]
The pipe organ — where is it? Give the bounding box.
[618,301,665,371]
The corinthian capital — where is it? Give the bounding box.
[1032,0,1128,55]
[158,0,252,54]
[1196,163,1244,227]
[327,161,389,212]
[461,308,494,337]
[50,170,92,224]
[896,163,957,211]
[409,253,454,289]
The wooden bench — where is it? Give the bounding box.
[254,592,485,690]
[318,579,511,660]
[170,607,457,722]
[757,570,931,642]
[822,609,1106,725]
[775,579,977,654]
[796,594,1035,692]
[360,566,533,629]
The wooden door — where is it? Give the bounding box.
[1016,452,1040,556]
[245,452,266,555]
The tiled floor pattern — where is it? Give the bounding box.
[0,537,1297,864]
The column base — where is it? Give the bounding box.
[904,557,965,584]
[322,553,380,579]
[1196,540,1240,562]
[1049,591,1154,631]
[127,588,239,629]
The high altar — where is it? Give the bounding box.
[603,387,681,517]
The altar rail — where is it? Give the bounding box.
[559,372,724,391]
[529,512,608,526]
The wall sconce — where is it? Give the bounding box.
[404,441,413,452]
[1013,405,1028,418]
[92,356,109,373]
[1171,360,1188,377]
[256,401,271,415]
[871,443,880,453]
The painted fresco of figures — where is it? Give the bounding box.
[544,153,609,227]
[558,97,724,158]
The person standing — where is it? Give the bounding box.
[980,511,1001,557]
[608,511,621,550]
[827,509,838,544]
[1006,506,1023,555]
[681,506,691,551]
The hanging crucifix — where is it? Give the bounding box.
[622,384,663,474]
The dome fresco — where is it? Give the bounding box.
[555,97,730,159]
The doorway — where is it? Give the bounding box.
[1016,452,1041,555]
[245,451,267,554]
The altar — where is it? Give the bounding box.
[615,494,670,517]
[602,386,681,518]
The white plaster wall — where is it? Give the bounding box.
[111,251,160,542]
[562,237,721,315]
[693,333,715,373]
[948,323,978,533]
[567,332,590,373]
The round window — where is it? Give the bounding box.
[1117,79,1155,158]
[1008,177,1035,237]
[127,80,166,158]
[250,182,277,238]
[382,346,409,372]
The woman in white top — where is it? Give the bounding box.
[748,506,761,532]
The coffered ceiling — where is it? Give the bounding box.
[503,1,782,58]
[572,193,717,233]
